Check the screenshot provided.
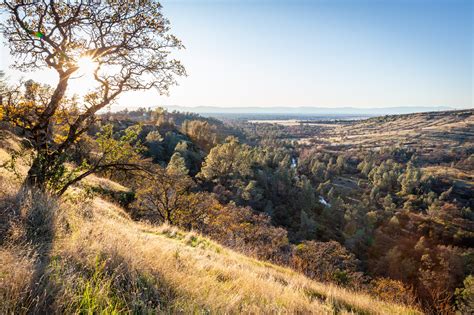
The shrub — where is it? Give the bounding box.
[203,201,290,263]
[455,275,474,313]
[369,277,418,307]
[291,240,364,287]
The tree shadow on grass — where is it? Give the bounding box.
[2,188,182,313]
[15,189,58,313]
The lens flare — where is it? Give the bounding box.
[76,56,98,75]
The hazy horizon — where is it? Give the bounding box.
[109,104,468,117]
[141,104,458,110]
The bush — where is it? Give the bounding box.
[291,240,364,287]
[203,201,290,263]
[369,277,418,307]
[455,275,474,313]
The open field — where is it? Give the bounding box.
[249,119,307,126]
[304,109,473,151]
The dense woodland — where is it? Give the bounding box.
[4,99,471,313]
[116,108,474,314]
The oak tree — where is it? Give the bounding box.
[1,0,185,193]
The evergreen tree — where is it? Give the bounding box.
[167,152,189,176]
[399,162,421,195]
[383,194,396,212]
[198,136,252,184]
[299,210,317,239]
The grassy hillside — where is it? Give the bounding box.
[0,132,420,314]
[303,109,473,150]
[0,186,420,314]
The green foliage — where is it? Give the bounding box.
[173,140,203,175]
[43,253,170,314]
[96,124,144,164]
[455,275,474,313]
[299,210,317,240]
[198,136,253,184]
[383,194,396,213]
[167,152,189,176]
[368,159,403,193]
[74,258,126,314]
[399,162,422,195]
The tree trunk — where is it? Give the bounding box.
[23,154,50,192]
[22,74,70,193]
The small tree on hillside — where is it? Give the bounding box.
[134,166,195,225]
[167,152,188,176]
[0,1,185,193]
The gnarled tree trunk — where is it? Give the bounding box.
[23,75,69,192]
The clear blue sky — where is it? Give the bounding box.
[1,0,472,109]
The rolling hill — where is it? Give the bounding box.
[306,109,473,151]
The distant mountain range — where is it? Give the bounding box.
[162,105,456,116]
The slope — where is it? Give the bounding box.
[0,187,420,314]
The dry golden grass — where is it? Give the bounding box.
[79,173,130,193]
[0,131,29,181]
[303,109,474,150]
[0,183,422,314]
[47,196,420,314]
[0,247,36,313]
[422,166,474,185]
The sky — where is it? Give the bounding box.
[0,0,472,110]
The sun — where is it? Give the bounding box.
[76,56,98,76]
